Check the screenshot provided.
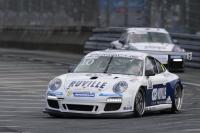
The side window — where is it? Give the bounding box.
[155,59,165,73]
[119,32,128,43]
[145,57,158,74]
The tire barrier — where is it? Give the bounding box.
[84,27,200,68]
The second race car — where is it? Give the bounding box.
[111,28,192,71]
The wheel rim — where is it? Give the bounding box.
[174,86,183,110]
[135,91,145,115]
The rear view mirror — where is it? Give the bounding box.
[145,70,155,77]
[119,40,125,45]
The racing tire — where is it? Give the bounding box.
[171,84,183,113]
[134,89,145,117]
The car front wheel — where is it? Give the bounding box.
[134,89,145,117]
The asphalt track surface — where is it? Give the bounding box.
[0,48,200,133]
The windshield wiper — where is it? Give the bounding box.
[104,57,113,73]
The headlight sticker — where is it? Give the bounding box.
[48,78,62,91]
[73,92,95,97]
[113,81,128,93]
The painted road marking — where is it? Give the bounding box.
[0,102,42,105]
[183,82,200,87]
[1,106,43,109]
[0,99,44,101]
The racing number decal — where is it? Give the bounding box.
[146,84,167,106]
[80,58,95,66]
[152,87,166,101]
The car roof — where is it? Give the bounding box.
[86,49,148,60]
[126,27,168,34]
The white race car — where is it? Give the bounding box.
[43,50,184,117]
[111,28,191,71]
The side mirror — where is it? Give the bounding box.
[145,70,155,77]
[68,64,76,73]
[172,39,178,44]
[119,40,125,45]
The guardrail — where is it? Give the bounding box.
[84,27,200,68]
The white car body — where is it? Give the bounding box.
[44,50,183,117]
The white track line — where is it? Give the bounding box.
[0,106,42,109]
[183,82,200,87]
[0,115,16,117]
[0,111,35,113]
[0,126,19,128]
[0,99,44,101]
[0,102,42,105]
[0,95,44,97]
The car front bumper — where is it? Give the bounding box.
[43,108,133,118]
[43,94,133,117]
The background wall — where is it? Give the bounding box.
[0,0,98,28]
[0,0,199,33]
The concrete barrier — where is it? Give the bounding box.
[0,26,93,53]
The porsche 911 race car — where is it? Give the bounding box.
[43,50,184,117]
[111,28,192,71]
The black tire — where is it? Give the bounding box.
[171,84,183,113]
[134,89,145,117]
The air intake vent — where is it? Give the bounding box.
[90,76,98,79]
[104,103,121,111]
[48,100,59,109]
[67,104,94,111]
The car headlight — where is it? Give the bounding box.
[113,81,128,93]
[172,45,185,52]
[48,78,62,91]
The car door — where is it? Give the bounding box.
[145,56,167,107]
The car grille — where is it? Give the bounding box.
[65,104,95,111]
[104,103,121,111]
[48,100,59,109]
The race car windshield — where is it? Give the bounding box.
[128,32,172,43]
[74,56,143,76]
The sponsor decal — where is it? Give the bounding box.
[86,53,140,59]
[147,80,153,89]
[123,106,133,110]
[66,90,72,96]
[73,92,95,97]
[152,87,166,101]
[47,91,63,96]
[144,45,166,50]
[166,96,172,104]
[99,93,122,97]
[80,58,95,66]
[68,81,107,89]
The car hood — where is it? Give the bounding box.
[62,73,141,93]
[129,42,175,51]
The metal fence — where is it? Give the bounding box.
[84,27,200,68]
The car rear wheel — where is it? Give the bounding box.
[134,89,145,117]
[171,84,183,113]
